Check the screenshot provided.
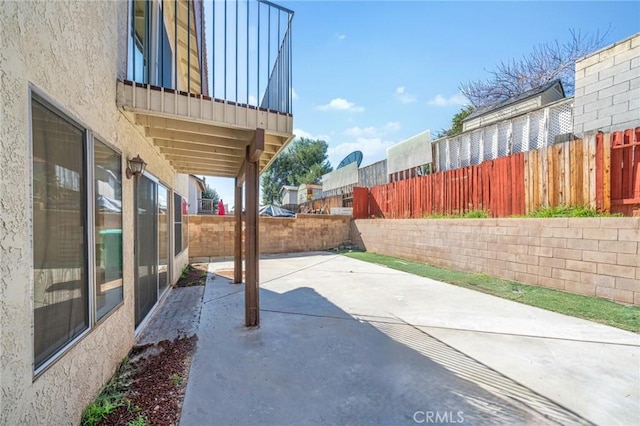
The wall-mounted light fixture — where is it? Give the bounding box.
[126,155,147,179]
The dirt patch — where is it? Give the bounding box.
[175,264,208,287]
[93,336,197,426]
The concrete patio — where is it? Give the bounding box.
[173,252,639,425]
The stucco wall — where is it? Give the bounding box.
[574,33,640,135]
[189,214,352,260]
[351,218,640,305]
[0,1,188,424]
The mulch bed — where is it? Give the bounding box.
[97,336,197,426]
[175,264,208,287]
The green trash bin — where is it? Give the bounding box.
[99,229,122,283]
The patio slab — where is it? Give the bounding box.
[181,252,639,425]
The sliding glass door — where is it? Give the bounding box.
[158,184,170,294]
[135,176,173,328]
[135,175,158,327]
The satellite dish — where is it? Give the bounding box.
[337,150,363,169]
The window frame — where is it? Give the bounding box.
[174,192,188,256]
[92,136,125,324]
[29,87,126,376]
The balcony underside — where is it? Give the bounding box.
[117,80,293,177]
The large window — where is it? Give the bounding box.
[174,193,188,255]
[31,93,124,371]
[32,96,89,370]
[94,141,123,321]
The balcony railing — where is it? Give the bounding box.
[127,0,294,115]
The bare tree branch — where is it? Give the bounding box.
[460,28,610,107]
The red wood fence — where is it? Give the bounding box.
[353,128,640,219]
[606,127,640,215]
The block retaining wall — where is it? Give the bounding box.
[189,214,352,260]
[351,217,640,305]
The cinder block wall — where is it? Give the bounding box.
[574,33,640,135]
[351,218,640,305]
[189,214,351,260]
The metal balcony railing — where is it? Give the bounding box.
[127,0,294,115]
[198,198,215,214]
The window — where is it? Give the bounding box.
[94,140,123,321]
[174,193,188,255]
[32,95,89,370]
[31,93,124,371]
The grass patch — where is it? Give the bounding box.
[344,251,640,333]
[525,205,622,218]
[423,210,490,219]
[81,357,131,426]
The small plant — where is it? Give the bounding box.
[127,415,148,426]
[526,205,622,218]
[170,373,184,386]
[81,396,124,426]
[81,356,133,426]
[180,265,190,279]
[463,210,490,218]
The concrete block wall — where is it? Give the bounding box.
[351,218,640,305]
[574,33,640,135]
[189,214,352,260]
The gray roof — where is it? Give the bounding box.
[465,79,565,122]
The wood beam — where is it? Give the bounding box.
[247,128,265,163]
[175,169,237,178]
[164,153,241,165]
[156,140,246,158]
[147,128,249,149]
[170,161,240,172]
[234,178,243,284]
[244,144,260,327]
[236,160,246,187]
[136,114,253,141]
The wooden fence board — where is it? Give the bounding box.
[355,128,637,218]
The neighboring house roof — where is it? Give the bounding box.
[189,174,206,192]
[464,79,565,123]
[279,185,298,194]
[298,183,322,189]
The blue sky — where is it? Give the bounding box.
[205,0,639,204]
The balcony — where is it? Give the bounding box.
[117,0,294,177]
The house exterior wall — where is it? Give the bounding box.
[281,188,298,205]
[574,33,640,135]
[351,218,640,305]
[0,2,188,424]
[188,177,200,215]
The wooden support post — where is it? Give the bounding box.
[244,129,263,327]
[233,176,243,284]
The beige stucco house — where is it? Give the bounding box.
[0,0,293,423]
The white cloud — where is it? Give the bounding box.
[329,137,396,166]
[291,88,298,100]
[427,93,468,107]
[331,121,401,166]
[394,86,417,104]
[248,95,258,105]
[317,98,365,112]
[336,33,347,40]
[293,128,331,142]
[345,121,400,138]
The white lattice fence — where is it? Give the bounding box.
[434,99,574,172]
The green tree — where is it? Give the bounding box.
[435,105,474,139]
[261,137,333,205]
